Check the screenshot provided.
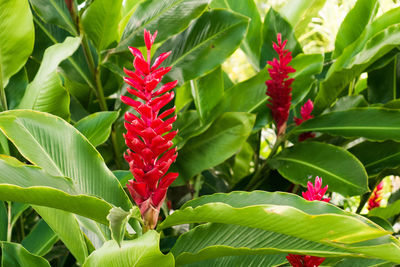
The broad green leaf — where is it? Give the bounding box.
[293,108,400,141]
[174,110,211,149]
[155,9,249,84]
[191,67,223,123]
[4,68,28,110]
[10,203,29,228]
[334,257,388,267]
[0,155,112,224]
[315,8,400,113]
[115,0,209,53]
[210,0,262,69]
[260,8,302,69]
[369,199,400,219]
[0,202,6,241]
[174,112,255,181]
[0,0,34,89]
[180,254,287,267]
[82,0,122,51]
[172,223,352,265]
[82,231,174,267]
[33,206,88,264]
[107,207,141,246]
[279,0,327,38]
[271,142,368,196]
[0,110,131,212]
[368,57,399,103]
[231,142,253,184]
[175,82,193,112]
[332,0,379,59]
[349,141,400,176]
[326,95,368,113]
[1,242,50,267]
[29,0,77,35]
[18,37,81,120]
[118,0,140,38]
[75,111,119,147]
[21,219,58,256]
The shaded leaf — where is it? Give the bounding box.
[1,242,50,267]
[21,219,58,256]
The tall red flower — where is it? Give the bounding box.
[367,181,384,210]
[287,177,329,267]
[121,29,178,231]
[266,33,296,136]
[294,99,316,141]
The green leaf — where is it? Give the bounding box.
[0,155,112,224]
[368,57,399,104]
[210,0,262,69]
[334,257,388,267]
[18,37,81,120]
[0,110,131,211]
[33,206,88,264]
[293,108,400,141]
[75,111,119,147]
[332,0,379,59]
[279,0,327,38]
[82,231,174,267]
[0,0,34,88]
[0,202,6,241]
[369,199,400,219]
[349,141,400,176]
[231,142,254,184]
[271,141,368,196]
[4,68,28,110]
[191,66,223,123]
[174,112,255,181]
[260,8,302,69]
[21,219,58,256]
[171,223,351,265]
[82,0,122,51]
[155,9,249,84]
[178,254,287,267]
[29,0,77,35]
[115,0,209,53]
[1,242,50,267]
[315,8,400,113]
[107,207,141,246]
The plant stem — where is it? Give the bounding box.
[7,201,11,242]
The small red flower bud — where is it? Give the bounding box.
[294,99,316,141]
[367,181,384,210]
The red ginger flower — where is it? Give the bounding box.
[287,177,329,267]
[294,99,316,141]
[121,29,178,231]
[367,181,384,210]
[266,33,295,136]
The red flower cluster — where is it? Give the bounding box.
[294,100,316,141]
[287,177,329,267]
[121,30,178,230]
[266,33,296,136]
[367,181,384,210]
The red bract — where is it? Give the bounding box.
[266,33,295,136]
[121,29,178,231]
[368,181,384,210]
[294,99,316,141]
[287,177,329,267]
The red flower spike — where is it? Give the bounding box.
[367,181,384,210]
[287,177,329,267]
[265,33,296,136]
[122,29,178,231]
[294,99,316,142]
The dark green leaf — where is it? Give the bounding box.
[1,242,50,267]
[21,219,58,256]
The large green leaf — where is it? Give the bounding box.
[190,67,223,124]
[210,0,262,69]
[0,0,34,89]
[82,231,174,267]
[293,108,400,141]
[174,112,255,181]
[180,254,287,267]
[114,0,209,53]
[155,9,249,84]
[21,219,58,256]
[75,111,119,147]
[18,37,81,120]
[270,141,368,196]
[315,8,400,113]
[1,242,50,267]
[172,223,352,265]
[0,155,112,224]
[82,0,122,51]
[29,0,77,35]
[0,110,131,211]
[332,0,379,59]
[260,8,302,69]
[369,199,400,219]
[349,141,400,176]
